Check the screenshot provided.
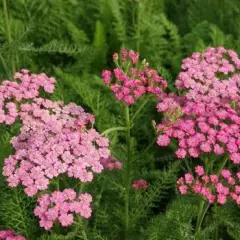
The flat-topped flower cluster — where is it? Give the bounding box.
[157,47,240,162]
[175,47,240,103]
[3,99,110,196]
[0,69,55,125]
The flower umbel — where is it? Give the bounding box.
[34,189,92,230]
[102,49,167,104]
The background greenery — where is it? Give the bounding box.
[1,0,240,239]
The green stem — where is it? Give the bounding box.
[14,190,29,238]
[101,126,126,136]
[131,97,149,124]
[74,216,88,240]
[124,105,131,240]
[3,0,15,76]
[183,157,193,174]
[194,156,229,239]
[216,156,228,175]
[195,201,211,239]
[96,92,100,116]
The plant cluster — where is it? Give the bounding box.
[2,1,240,240]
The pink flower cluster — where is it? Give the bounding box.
[34,189,92,230]
[177,166,240,205]
[0,230,25,240]
[102,49,167,104]
[100,156,122,171]
[175,47,240,104]
[132,179,149,190]
[0,69,55,125]
[157,47,240,162]
[0,71,121,231]
[3,98,110,196]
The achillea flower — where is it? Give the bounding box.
[3,99,110,196]
[0,71,122,233]
[132,179,149,190]
[34,189,92,230]
[177,166,240,205]
[157,134,170,146]
[175,47,240,104]
[102,49,167,104]
[0,69,55,125]
[156,47,240,162]
[195,165,205,176]
[0,230,25,240]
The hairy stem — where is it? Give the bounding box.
[124,105,131,239]
[81,229,88,240]
[3,0,16,76]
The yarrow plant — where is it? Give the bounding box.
[101,49,167,239]
[156,46,240,239]
[157,47,240,162]
[0,69,118,232]
[100,156,122,171]
[3,47,240,239]
[0,230,25,240]
[0,69,55,125]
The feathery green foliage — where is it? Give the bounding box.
[0,0,240,239]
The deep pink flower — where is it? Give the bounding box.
[132,179,149,190]
[101,49,167,104]
[195,166,205,176]
[0,230,25,240]
[177,166,240,205]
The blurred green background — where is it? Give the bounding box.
[1,0,240,81]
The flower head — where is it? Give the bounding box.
[102,49,167,104]
[34,189,92,230]
[132,179,149,190]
